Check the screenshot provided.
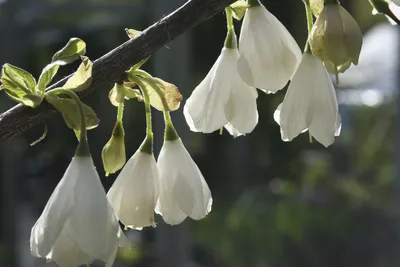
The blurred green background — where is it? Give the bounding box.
[1,0,400,267]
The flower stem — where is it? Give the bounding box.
[130,71,180,141]
[163,111,179,141]
[303,0,314,52]
[248,0,260,7]
[224,7,237,49]
[127,74,154,154]
[117,102,124,122]
[324,0,339,5]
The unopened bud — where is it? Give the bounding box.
[102,121,126,176]
[309,3,362,72]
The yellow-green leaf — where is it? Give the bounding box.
[124,87,142,101]
[1,64,36,93]
[52,38,86,65]
[125,28,142,39]
[144,77,183,112]
[1,64,42,107]
[45,92,99,131]
[5,91,42,108]
[36,63,60,93]
[310,0,324,16]
[108,83,127,107]
[63,56,93,92]
[230,0,249,20]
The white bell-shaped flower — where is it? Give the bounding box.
[30,156,127,267]
[184,47,258,136]
[237,1,302,92]
[274,52,342,147]
[156,138,212,225]
[107,149,159,230]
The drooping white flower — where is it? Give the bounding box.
[30,156,128,267]
[156,138,212,225]
[107,150,159,230]
[273,52,342,147]
[184,47,258,136]
[237,1,302,92]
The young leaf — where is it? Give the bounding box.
[4,91,42,108]
[45,91,99,131]
[125,28,142,39]
[62,56,93,92]
[230,1,249,20]
[1,64,41,107]
[108,83,127,107]
[36,63,60,93]
[52,38,86,65]
[143,77,183,111]
[124,87,142,101]
[108,83,142,106]
[1,64,36,92]
[310,0,323,16]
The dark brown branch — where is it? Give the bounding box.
[0,0,235,143]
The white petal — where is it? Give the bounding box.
[184,48,234,133]
[107,150,159,230]
[224,123,243,137]
[30,158,80,257]
[334,113,342,137]
[63,157,120,263]
[279,53,339,147]
[223,58,259,135]
[157,138,212,225]
[46,229,92,267]
[238,4,302,92]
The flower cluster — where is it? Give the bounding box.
[185,0,362,147]
[29,74,212,267]
[107,116,212,229]
[0,0,367,266]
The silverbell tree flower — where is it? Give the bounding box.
[237,0,302,92]
[107,139,159,230]
[30,141,128,267]
[184,8,258,137]
[273,52,341,147]
[156,113,212,225]
[30,89,129,267]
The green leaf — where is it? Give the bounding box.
[1,64,41,107]
[230,1,249,21]
[62,56,93,92]
[143,77,182,112]
[45,91,99,132]
[310,0,324,16]
[1,64,36,93]
[36,63,60,93]
[52,38,86,65]
[5,91,42,108]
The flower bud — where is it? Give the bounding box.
[102,121,126,176]
[309,3,362,73]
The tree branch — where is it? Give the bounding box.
[0,0,235,143]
